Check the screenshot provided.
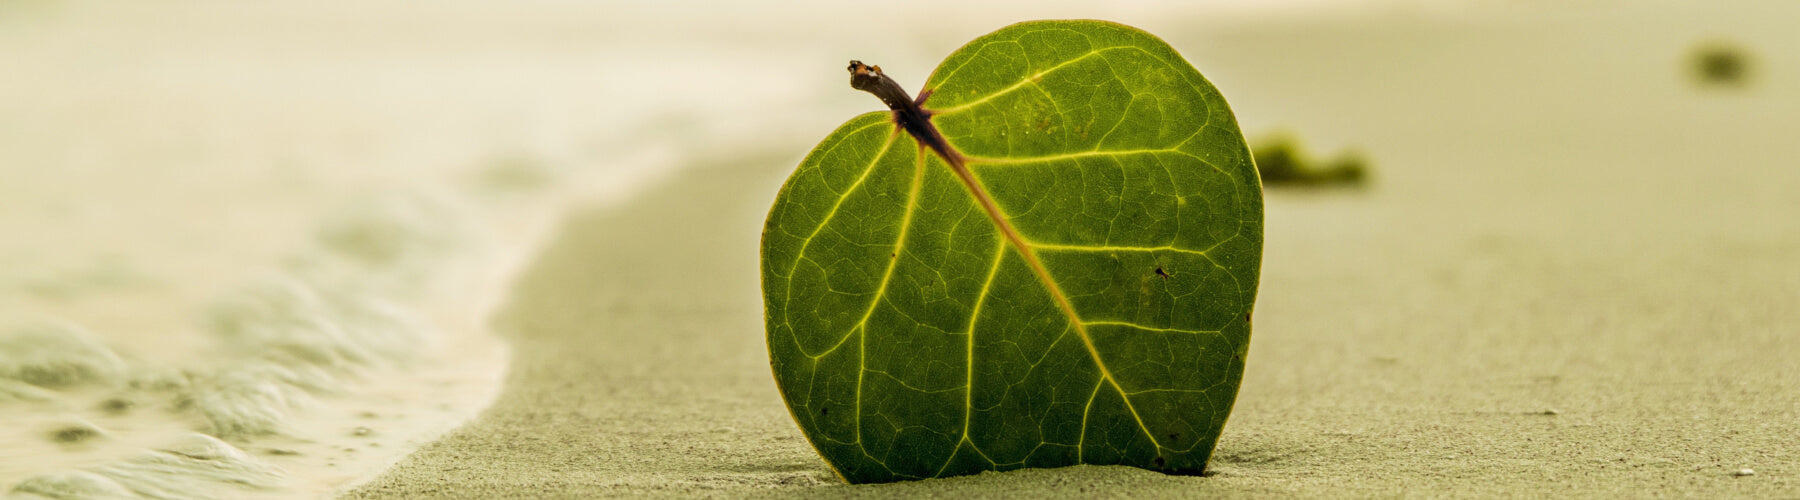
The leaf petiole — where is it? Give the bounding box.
[847,61,956,163]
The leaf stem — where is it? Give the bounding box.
[848,61,957,164]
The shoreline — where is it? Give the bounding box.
[346,149,819,497]
[4,1,1795,497]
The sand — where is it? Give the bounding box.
[350,4,1800,495]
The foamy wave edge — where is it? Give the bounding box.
[4,186,520,499]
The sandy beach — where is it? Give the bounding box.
[7,0,1798,498]
[354,3,1798,496]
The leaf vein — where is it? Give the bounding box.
[932,46,1149,115]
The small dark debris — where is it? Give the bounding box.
[49,424,102,444]
[1153,456,1166,468]
[98,398,133,414]
[820,407,829,416]
[1154,267,1171,279]
[263,448,302,456]
[1691,41,1754,87]
[1252,133,1369,187]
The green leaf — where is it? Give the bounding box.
[761,20,1262,483]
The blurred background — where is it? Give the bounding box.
[2,0,1795,496]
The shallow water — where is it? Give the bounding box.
[0,1,705,496]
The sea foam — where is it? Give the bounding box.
[1,191,506,498]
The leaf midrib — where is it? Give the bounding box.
[918,128,1166,456]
